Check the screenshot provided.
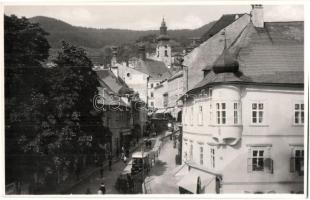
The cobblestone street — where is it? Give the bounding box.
[145,137,179,194]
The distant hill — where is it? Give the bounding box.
[29,16,216,49]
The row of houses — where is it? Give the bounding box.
[93,65,148,156]
[174,4,305,194]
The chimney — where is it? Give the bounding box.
[110,46,119,77]
[138,44,146,61]
[251,4,264,28]
[111,46,118,66]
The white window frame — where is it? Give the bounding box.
[184,141,188,161]
[251,102,265,125]
[210,147,215,169]
[290,146,304,174]
[294,103,304,125]
[209,101,213,124]
[199,145,204,165]
[189,142,193,161]
[233,102,240,124]
[216,102,226,125]
[198,105,203,125]
[247,145,273,173]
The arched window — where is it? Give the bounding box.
[165,50,168,57]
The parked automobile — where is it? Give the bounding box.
[131,151,151,177]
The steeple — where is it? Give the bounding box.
[160,17,167,35]
[157,17,170,41]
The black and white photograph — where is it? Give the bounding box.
[3,1,307,197]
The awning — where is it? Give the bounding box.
[173,164,189,177]
[177,168,216,194]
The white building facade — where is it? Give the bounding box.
[178,5,304,194]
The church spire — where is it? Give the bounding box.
[160,17,167,35]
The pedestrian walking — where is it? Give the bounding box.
[97,182,106,194]
[123,154,127,163]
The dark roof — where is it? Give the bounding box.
[157,34,170,41]
[191,21,304,92]
[201,14,246,42]
[134,58,171,80]
[212,48,239,73]
[96,69,133,95]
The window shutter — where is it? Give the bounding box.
[290,157,295,172]
[247,148,252,173]
[264,158,273,174]
[247,158,252,173]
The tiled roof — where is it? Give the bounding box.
[134,58,171,81]
[191,21,304,92]
[183,14,251,90]
[201,14,246,42]
[96,69,133,95]
[168,70,183,82]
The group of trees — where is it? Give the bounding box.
[5,15,106,192]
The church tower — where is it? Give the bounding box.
[156,18,172,68]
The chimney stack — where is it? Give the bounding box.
[111,46,118,66]
[110,46,119,77]
[138,44,146,61]
[251,4,264,28]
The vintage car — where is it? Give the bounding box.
[131,151,151,176]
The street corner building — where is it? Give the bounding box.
[178,5,304,194]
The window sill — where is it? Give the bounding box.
[249,124,269,127]
[209,124,243,127]
[292,124,304,127]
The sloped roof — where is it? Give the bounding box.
[168,70,183,82]
[96,69,133,95]
[191,21,304,92]
[201,14,246,42]
[183,14,251,91]
[134,58,171,80]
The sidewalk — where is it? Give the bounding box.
[59,138,145,194]
[18,137,145,194]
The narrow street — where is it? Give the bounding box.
[65,132,179,194]
[145,136,179,194]
[68,157,128,194]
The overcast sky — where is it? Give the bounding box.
[4,4,304,30]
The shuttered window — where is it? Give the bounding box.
[247,146,273,173]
